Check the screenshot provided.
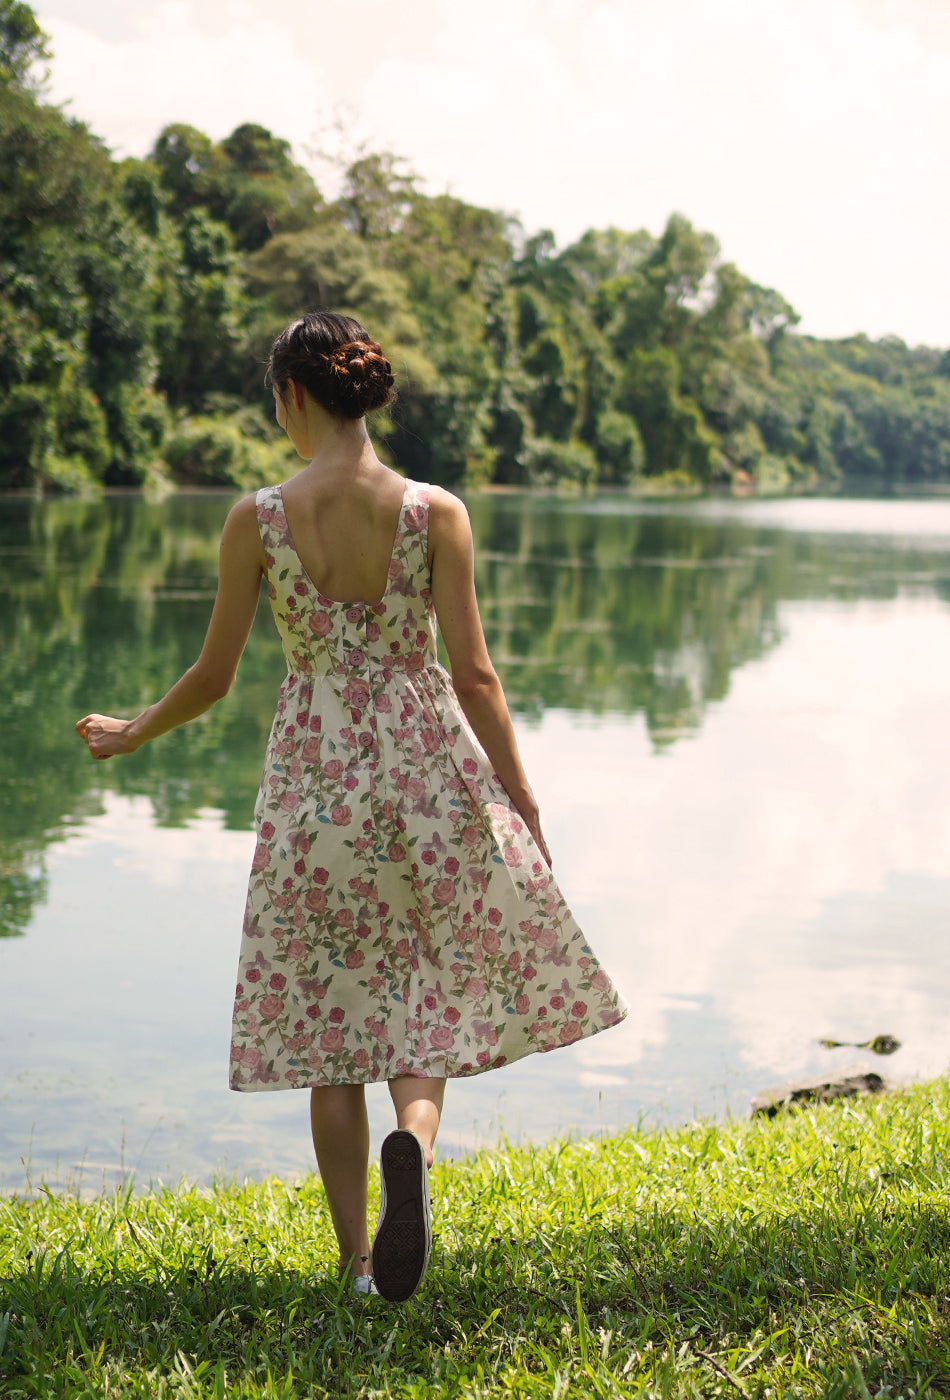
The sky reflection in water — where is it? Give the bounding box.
[3,492,950,1193]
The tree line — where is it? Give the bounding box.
[2,0,949,496]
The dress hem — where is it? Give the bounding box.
[229,1004,628,1093]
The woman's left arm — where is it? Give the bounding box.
[76,495,265,760]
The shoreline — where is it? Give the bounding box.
[3,1075,949,1394]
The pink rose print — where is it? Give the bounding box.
[345,679,370,708]
[433,879,456,907]
[229,483,627,1094]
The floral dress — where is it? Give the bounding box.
[229,480,628,1090]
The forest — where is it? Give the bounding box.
[2,0,950,496]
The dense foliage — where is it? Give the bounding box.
[2,1,949,495]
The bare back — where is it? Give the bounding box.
[278,464,408,606]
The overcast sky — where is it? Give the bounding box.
[33,0,950,348]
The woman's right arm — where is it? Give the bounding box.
[428,487,551,865]
[76,495,265,759]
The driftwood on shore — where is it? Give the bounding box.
[751,1069,886,1118]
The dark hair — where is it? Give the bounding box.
[266,311,395,420]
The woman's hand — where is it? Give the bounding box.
[511,793,552,868]
[75,714,139,760]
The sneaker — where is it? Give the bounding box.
[351,1275,379,1297]
[372,1129,432,1302]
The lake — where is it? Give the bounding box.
[3,488,950,1194]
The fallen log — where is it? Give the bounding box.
[751,1068,886,1118]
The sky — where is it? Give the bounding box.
[32,0,950,349]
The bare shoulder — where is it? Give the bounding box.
[427,485,472,551]
[221,491,266,566]
[226,490,262,525]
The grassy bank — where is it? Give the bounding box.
[3,1081,950,1398]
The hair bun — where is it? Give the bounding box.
[326,340,394,416]
[267,312,397,420]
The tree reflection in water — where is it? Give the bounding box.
[0,489,941,939]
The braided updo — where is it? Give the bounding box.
[266,312,396,420]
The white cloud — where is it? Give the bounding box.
[34,0,950,344]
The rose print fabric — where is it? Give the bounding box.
[229,480,627,1090]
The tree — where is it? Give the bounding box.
[0,0,48,89]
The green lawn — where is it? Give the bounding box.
[3,1079,950,1397]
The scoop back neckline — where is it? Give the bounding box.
[272,479,410,610]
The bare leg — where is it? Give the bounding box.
[310,1084,371,1279]
[387,1076,446,1167]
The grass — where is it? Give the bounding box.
[3,1081,950,1398]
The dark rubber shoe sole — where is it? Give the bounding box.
[372,1129,431,1302]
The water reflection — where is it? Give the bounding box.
[4,491,950,1189]
[7,490,950,945]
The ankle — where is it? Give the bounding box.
[338,1251,372,1280]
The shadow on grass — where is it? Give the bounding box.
[4,1199,950,1395]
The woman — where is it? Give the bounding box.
[77,312,627,1302]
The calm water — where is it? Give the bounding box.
[3,489,950,1194]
